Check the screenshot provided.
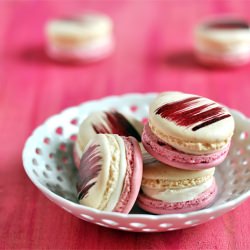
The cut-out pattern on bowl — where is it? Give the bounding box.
[22,93,250,232]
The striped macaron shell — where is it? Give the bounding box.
[148,92,234,154]
[77,134,127,211]
[77,110,143,151]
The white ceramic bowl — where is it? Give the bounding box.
[22,93,250,232]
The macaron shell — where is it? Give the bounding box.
[77,135,112,210]
[47,38,114,62]
[142,123,230,170]
[77,110,143,151]
[195,50,250,67]
[149,92,234,153]
[114,136,143,213]
[137,179,218,214]
[195,18,250,45]
[46,12,113,42]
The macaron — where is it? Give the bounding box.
[77,134,143,213]
[74,110,143,168]
[142,92,234,170]
[194,17,250,67]
[137,159,217,214]
[45,12,114,62]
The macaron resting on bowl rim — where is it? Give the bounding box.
[22,93,250,232]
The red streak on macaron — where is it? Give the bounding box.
[92,111,141,141]
[60,16,84,24]
[77,144,102,200]
[155,97,231,131]
[207,20,249,30]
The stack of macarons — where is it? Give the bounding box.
[75,92,235,214]
[139,91,235,214]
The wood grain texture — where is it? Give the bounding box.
[1,0,250,249]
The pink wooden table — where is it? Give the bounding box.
[1,0,250,249]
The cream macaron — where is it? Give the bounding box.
[142,92,235,170]
[45,12,114,62]
[137,159,217,214]
[77,134,142,213]
[74,110,143,168]
[195,17,250,66]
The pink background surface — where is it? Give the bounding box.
[1,0,250,249]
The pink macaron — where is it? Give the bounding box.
[142,92,235,170]
[74,110,143,168]
[137,159,217,214]
[77,134,142,213]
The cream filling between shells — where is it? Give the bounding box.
[142,178,214,202]
[98,135,126,211]
[149,123,230,155]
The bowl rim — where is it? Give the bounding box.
[22,92,250,220]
